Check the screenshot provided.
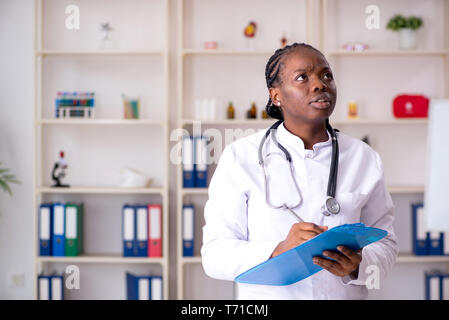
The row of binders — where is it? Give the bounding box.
[122,204,162,257]
[412,203,449,256]
[425,271,449,300]
[182,136,209,188]
[38,273,163,300]
[39,203,83,256]
[126,273,163,300]
[38,274,64,300]
[182,205,195,257]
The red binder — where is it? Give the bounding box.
[148,204,162,257]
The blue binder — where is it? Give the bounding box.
[182,205,195,256]
[425,271,442,300]
[50,274,64,300]
[38,275,52,300]
[135,205,148,257]
[412,203,428,255]
[194,136,208,188]
[52,203,65,256]
[442,273,449,300]
[122,205,136,257]
[429,232,444,255]
[235,223,387,286]
[182,136,195,188]
[39,204,53,256]
[126,273,151,300]
[150,276,163,300]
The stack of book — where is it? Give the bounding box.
[55,91,95,118]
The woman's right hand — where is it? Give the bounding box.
[270,222,328,258]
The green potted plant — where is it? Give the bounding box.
[0,162,20,196]
[387,15,423,50]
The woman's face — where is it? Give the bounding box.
[269,48,337,124]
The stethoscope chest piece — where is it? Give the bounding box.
[321,196,340,216]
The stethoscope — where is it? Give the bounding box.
[258,119,340,222]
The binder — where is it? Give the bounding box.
[235,223,387,286]
[182,136,195,188]
[52,203,65,256]
[182,205,195,257]
[50,275,64,300]
[126,273,151,300]
[150,276,163,300]
[122,205,135,257]
[39,204,53,256]
[412,203,428,255]
[148,204,162,257]
[65,203,83,257]
[194,136,208,188]
[425,271,442,300]
[135,205,148,257]
[38,275,51,300]
[429,232,444,255]
[442,274,449,300]
[444,232,449,256]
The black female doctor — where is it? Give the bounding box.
[201,43,398,299]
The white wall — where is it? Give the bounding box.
[0,0,34,299]
[0,0,446,300]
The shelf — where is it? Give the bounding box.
[182,49,274,56]
[38,119,165,126]
[182,188,208,196]
[181,118,428,126]
[332,119,428,126]
[181,256,203,264]
[37,254,164,264]
[388,186,425,194]
[327,49,449,57]
[180,255,449,265]
[397,254,449,263]
[37,186,165,195]
[181,187,423,195]
[181,119,276,126]
[36,50,165,57]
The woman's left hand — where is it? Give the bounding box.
[313,246,362,278]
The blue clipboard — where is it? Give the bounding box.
[235,223,387,286]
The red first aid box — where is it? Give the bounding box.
[393,94,429,118]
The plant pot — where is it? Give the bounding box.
[398,28,417,50]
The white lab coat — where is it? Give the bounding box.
[201,123,398,300]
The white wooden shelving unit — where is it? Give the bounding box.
[321,0,449,298]
[33,0,170,299]
[176,0,322,300]
[177,0,449,300]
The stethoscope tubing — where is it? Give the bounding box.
[258,119,340,217]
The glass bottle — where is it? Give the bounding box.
[227,101,235,119]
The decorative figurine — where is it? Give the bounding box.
[246,102,257,119]
[99,22,115,49]
[227,102,235,119]
[348,100,359,119]
[244,21,257,50]
[52,151,70,188]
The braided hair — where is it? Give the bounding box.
[264,43,325,120]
